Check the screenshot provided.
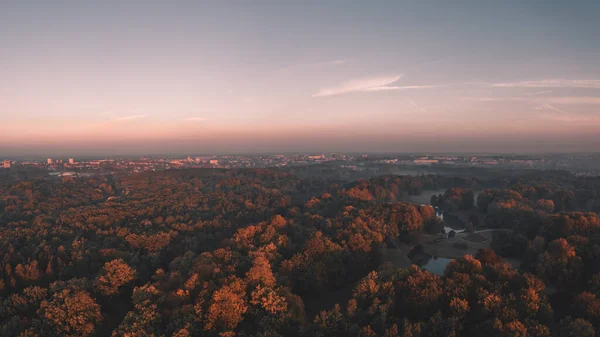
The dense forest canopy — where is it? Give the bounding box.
[2,168,600,336]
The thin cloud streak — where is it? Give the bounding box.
[461,96,600,105]
[112,114,148,121]
[366,85,437,91]
[548,97,600,104]
[185,117,207,121]
[407,99,420,109]
[491,79,600,89]
[405,98,445,113]
[535,103,568,114]
[313,75,403,97]
[527,90,553,96]
[459,97,527,102]
[534,103,600,124]
[535,111,599,123]
[312,75,436,97]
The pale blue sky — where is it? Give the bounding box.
[1,1,600,155]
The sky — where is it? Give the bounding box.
[1,0,600,155]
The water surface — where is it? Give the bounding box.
[422,257,453,275]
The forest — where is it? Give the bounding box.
[2,168,600,336]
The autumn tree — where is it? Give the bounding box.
[444,188,475,211]
[534,238,583,290]
[396,266,443,321]
[246,254,276,288]
[112,284,162,336]
[205,278,248,331]
[38,285,102,337]
[94,259,136,296]
[558,317,595,337]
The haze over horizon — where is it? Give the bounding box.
[2,1,600,156]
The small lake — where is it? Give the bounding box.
[408,190,447,205]
[422,257,453,275]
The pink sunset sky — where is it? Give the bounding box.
[1,1,600,155]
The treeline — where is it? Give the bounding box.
[0,169,437,336]
[1,168,600,336]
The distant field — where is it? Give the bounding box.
[407,190,447,204]
[463,233,488,243]
[424,232,492,259]
[407,189,481,205]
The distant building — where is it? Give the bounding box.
[69,158,75,164]
[2,160,10,169]
[47,158,53,164]
[209,159,219,165]
[414,159,439,165]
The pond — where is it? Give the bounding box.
[407,190,447,205]
[422,257,453,275]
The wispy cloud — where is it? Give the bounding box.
[459,96,527,102]
[314,75,403,97]
[533,103,600,123]
[548,96,600,105]
[112,114,148,121]
[534,103,572,122]
[535,111,598,123]
[405,98,445,113]
[366,85,437,91]
[535,103,568,114]
[526,90,553,96]
[185,117,207,121]
[330,59,349,65]
[89,112,149,128]
[461,95,600,105]
[313,75,436,97]
[491,79,600,89]
[407,99,421,109]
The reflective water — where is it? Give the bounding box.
[422,257,453,275]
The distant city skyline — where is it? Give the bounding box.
[1,1,600,155]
